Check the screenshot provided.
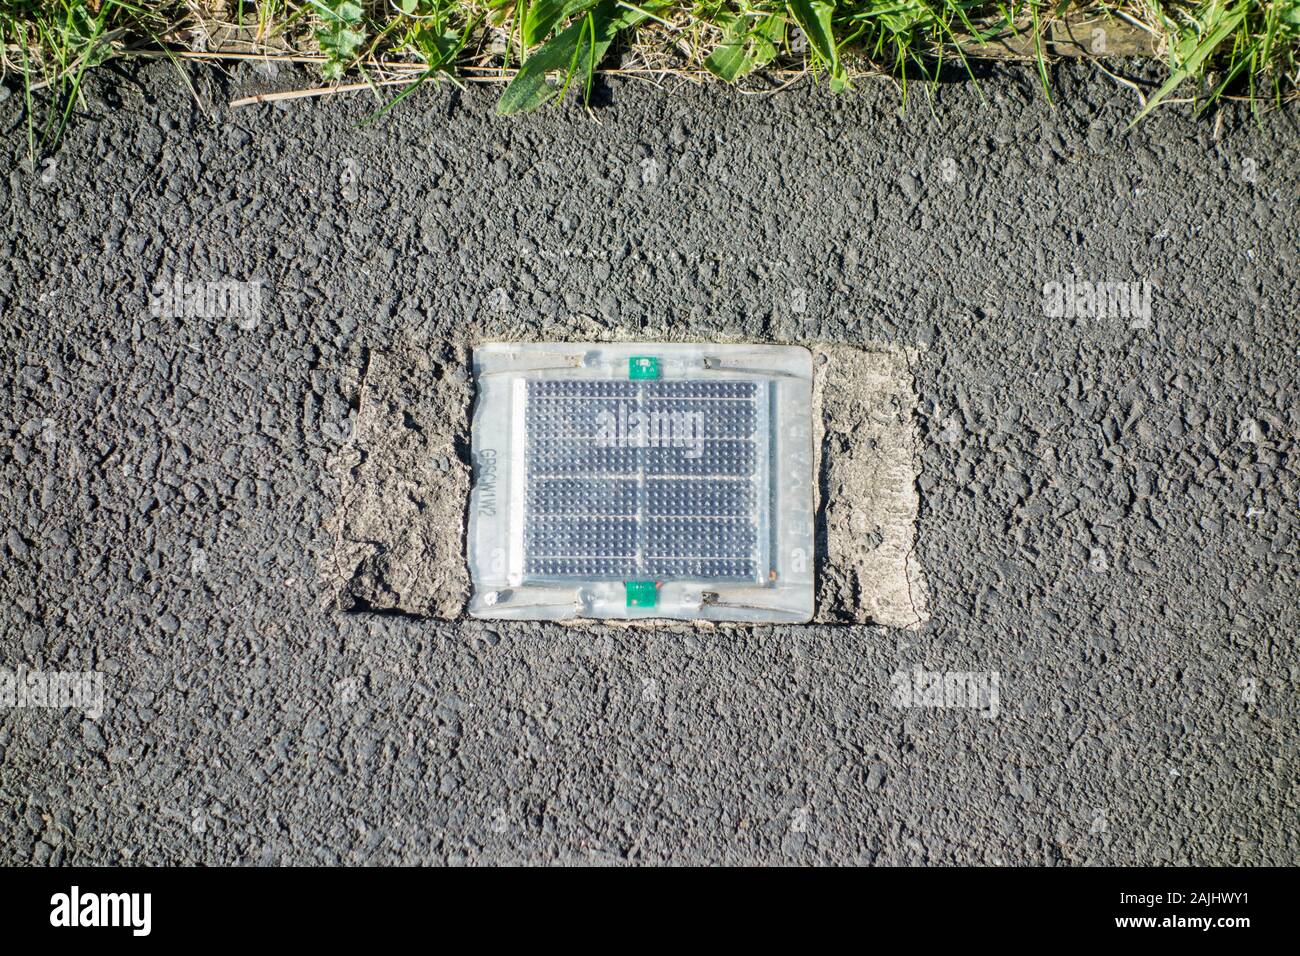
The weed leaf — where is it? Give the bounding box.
[500,0,652,114]
[311,0,368,80]
[787,0,847,90]
[524,0,602,47]
[705,13,785,82]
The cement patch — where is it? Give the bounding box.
[813,345,929,629]
[322,343,471,618]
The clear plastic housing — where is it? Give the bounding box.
[468,343,814,622]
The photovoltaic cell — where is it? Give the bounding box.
[521,378,766,583]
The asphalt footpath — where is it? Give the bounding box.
[0,58,1296,864]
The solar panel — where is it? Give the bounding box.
[521,378,768,584]
[468,343,814,623]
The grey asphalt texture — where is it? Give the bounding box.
[1,58,1297,865]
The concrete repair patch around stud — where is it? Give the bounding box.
[812,344,930,629]
[322,344,472,618]
[323,340,928,629]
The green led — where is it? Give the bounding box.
[629,356,660,380]
[625,581,658,608]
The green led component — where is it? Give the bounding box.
[629,356,660,380]
[625,581,658,608]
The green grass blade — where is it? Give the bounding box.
[1129,4,1248,126]
[787,0,848,91]
[498,0,650,115]
[523,0,601,47]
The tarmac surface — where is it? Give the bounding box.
[1,59,1296,864]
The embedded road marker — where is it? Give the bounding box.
[325,339,927,628]
[468,343,815,623]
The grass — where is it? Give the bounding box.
[1,0,1297,150]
